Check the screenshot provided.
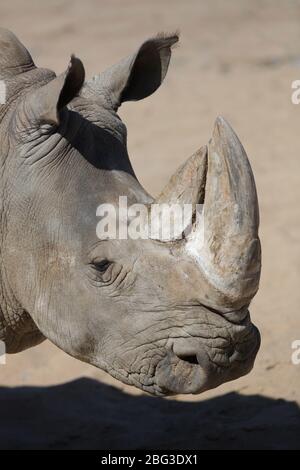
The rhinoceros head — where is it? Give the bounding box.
[0,29,261,395]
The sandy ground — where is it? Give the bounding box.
[0,0,300,449]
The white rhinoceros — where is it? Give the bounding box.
[0,29,261,395]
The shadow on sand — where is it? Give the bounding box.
[0,378,299,449]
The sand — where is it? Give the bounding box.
[0,0,299,449]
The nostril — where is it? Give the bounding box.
[177,354,199,365]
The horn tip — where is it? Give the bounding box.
[212,115,240,146]
[214,115,230,133]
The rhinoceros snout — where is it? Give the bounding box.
[155,320,260,395]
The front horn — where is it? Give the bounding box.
[186,116,261,309]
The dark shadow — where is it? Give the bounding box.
[0,378,299,449]
[59,110,136,175]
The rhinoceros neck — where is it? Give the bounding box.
[0,209,45,353]
[0,201,45,353]
[0,202,45,353]
[0,67,52,352]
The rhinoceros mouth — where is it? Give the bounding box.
[153,314,260,396]
[98,308,260,396]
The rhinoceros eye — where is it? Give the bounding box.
[92,259,112,273]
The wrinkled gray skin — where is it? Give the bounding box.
[0,29,261,395]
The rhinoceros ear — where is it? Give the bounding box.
[84,33,179,110]
[25,55,85,125]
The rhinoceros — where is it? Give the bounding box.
[0,29,261,395]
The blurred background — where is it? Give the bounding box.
[0,0,299,449]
